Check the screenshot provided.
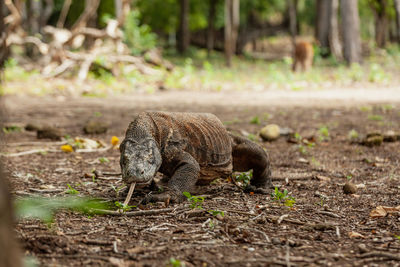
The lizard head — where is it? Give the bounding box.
[119,138,161,184]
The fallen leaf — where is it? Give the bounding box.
[370,206,388,218]
[316,175,331,182]
[370,205,400,218]
[249,191,254,196]
[348,231,365,239]
[61,144,74,152]
[111,136,119,146]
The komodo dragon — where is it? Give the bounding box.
[120,111,272,203]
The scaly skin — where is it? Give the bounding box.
[120,111,272,203]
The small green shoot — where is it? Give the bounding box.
[234,171,252,186]
[247,133,257,141]
[183,192,204,209]
[250,116,261,125]
[311,156,320,167]
[98,157,109,163]
[168,258,185,267]
[115,201,135,212]
[348,129,359,140]
[208,210,225,217]
[359,106,372,112]
[368,114,383,121]
[110,185,127,197]
[66,184,79,195]
[94,111,102,117]
[318,125,330,141]
[346,174,353,181]
[3,125,22,134]
[395,235,400,241]
[298,145,307,155]
[271,187,296,207]
[294,132,302,143]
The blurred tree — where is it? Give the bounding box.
[177,0,190,53]
[224,0,239,66]
[207,0,217,56]
[341,0,361,64]
[395,0,400,42]
[316,0,330,55]
[329,0,342,60]
[369,0,389,47]
[0,0,7,69]
[287,0,297,56]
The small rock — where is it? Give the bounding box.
[358,244,368,253]
[25,123,41,132]
[362,133,383,147]
[271,237,281,245]
[383,130,397,142]
[37,126,63,140]
[83,120,109,134]
[343,182,357,194]
[260,124,280,141]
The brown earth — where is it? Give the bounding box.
[2,90,400,266]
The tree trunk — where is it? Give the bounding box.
[341,0,361,64]
[316,0,331,55]
[224,0,239,66]
[287,0,297,58]
[40,0,54,30]
[395,0,400,43]
[370,0,388,48]
[207,0,217,56]
[329,0,342,60]
[27,0,41,35]
[0,0,8,69]
[177,0,190,53]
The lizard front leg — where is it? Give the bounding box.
[141,151,200,204]
[231,134,273,193]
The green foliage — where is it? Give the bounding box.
[318,125,330,141]
[114,201,135,212]
[368,114,383,121]
[3,125,22,134]
[183,192,204,209]
[346,174,353,181]
[348,129,359,140]
[369,63,390,83]
[15,197,107,224]
[271,187,296,207]
[208,210,225,217]
[98,157,109,163]
[234,171,252,186]
[66,184,79,195]
[247,134,257,142]
[395,235,400,241]
[168,258,185,267]
[250,116,261,125]
[110,185,127,198]
[123,10,157,55]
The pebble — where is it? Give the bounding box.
[343,182,357,194]
[260,124,280,141]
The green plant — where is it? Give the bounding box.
[318,125,329,141]
[395,235,400,241]
[250,116,261,125]
[123,10,157,55]
[311,156,320,167]
[271,187,296,207]
[346,174,353,181]
[208,210,225,217]
[98,157,109,163]
[183,192,204,209]
[368,114,383,121]
[115,201,135,212]
[234,171,252,186]
[168,258,185,267]
[110,185,127,198]
[66,184,79,195]
[15,197,107,224]
[247,134,257,142]
[298,144,307,155]
[3,125,22,134]
[348,129,359,140]
[94,111,102,117]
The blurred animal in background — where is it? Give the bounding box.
[292,41,314,72]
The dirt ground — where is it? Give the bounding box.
[2,90,400,266]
